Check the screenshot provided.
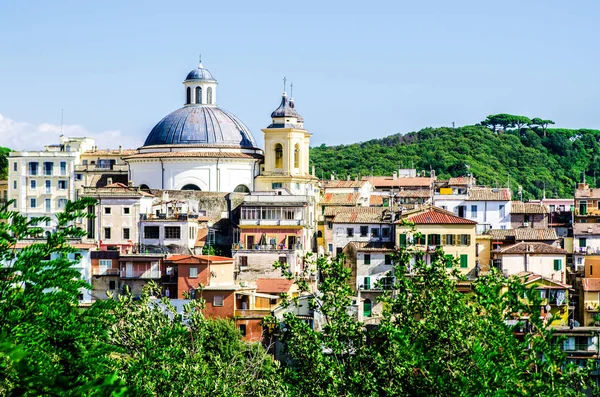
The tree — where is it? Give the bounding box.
[531,117,556,137]
[272,228,596,396]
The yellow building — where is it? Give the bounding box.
[581,278,600,326]
[396,206,478,279]
[519,273,571,327]
[0,180,7,205]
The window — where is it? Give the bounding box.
[427,234,441,246]
[279,256,287,264]
[360,226,369,237]
[43,162,53,176]
[294,144,300,168]
[144,226,160,239]
[109,280,116,290]
[30,198,36,208]
[499,204,505,218]
[165,226,181,239]
[364,254,371,264]
[459,234,470,246]
[189,267,198,278]
[346,228,354,237]
[327,221,333,229]
[58,198,67,209]
[580,238,587,248]
[549,205,556,212]
[123,207,130,215]
[328,244,333,252]
[554,259,562,271]
[385,254,392,265]
[460,254,468,268]
[371,228,379,238]
[13,180,16,189]
[274,144,283,168]
[45,198,51,212]
[186,87,191,104]
[104,207,111,215]
[45,180,51,193]
[213,295,224,306]
[13,162,17,172]
[471,205,478,217]
[99,259,112,268]
[207,87,213,104]
[28,162,38,175]
[123,228,130,240]
[104,227,111,239]
[30,180,36,189]
[382,228,391,239]
[58,180,67,190]
[399,233,407,247]
[580,201,588,215]
[364,277,371,290]
[445,234,454,245]
[75,173,83,181]
[195,86,202,104]
[524,214,530,223]
[240,256,248,268]
[239,324,247,336]
[272,182,282,189]
[60,162,67,175]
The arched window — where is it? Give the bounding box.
[274,144,283,169]
[207,87,213,104]
[363,299,372,318]
[294,143,300,168]
[139,184,150,191]
[233,184,250,193]
[186,87,191,104]
[181,184,201,191]
[195,86,202,104]
[317,230,323,238]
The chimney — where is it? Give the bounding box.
[107,177,113,185]
[330,173,335,181]
[119,145,123,154]
[347,175,351,181]
[355,176,358,181]
[128,180,134,187]
[312,165,316,177]
[393,171,398,180]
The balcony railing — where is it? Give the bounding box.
[120,270,161,279]
[234,309,273,318]
[239,219,304,226]
[575,247,600,255]
[232,243,303,252]
[575,209,600,216]
[563,344,598,352]
[74,164,128,172]
[92,267,119,276]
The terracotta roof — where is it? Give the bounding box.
[194,228,208,248]
[574,223,600,236]
[165,254,233,263]
[322,180,367,189]
[346,241,395,252]
[448,177,473,186]
[364,176,434,188]
[582,278,600,292]
[323,206,384,217]
[405,208,478,225]
[517,272,571,289]
[125,151,263,160]
[395,189,431,198]
[500,242,566,254]
[333,208,388,223]
[489,228,558,241]
[256,278,294,294]
[466,187,511,201]
[369,195,384,206]
[320,192,361,205]
[511,201,548,214]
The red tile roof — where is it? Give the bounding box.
[256,278,295,294]
[500,242,566,254]
[406,209,477,224]
[320,192,361,205]
[369,195,384,206]
[322,180,367,189]
[582,278,600,292]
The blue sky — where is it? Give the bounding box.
[0,0,598,150]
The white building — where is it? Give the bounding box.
[496,242,567,283]
[433,186,512,231]
[126,62,263,193]
[8,136,95,232]
[329,208,395,255]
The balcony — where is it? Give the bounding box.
[239,219,304,226]
[140,213,201,221]
[575,247,600,255]
[232,243,303,252]
[563,343,598,353]
[92,267,119,276]
[575,208,600,217]
[234,309,272,318]
[74,164,128,172]
[120,270,161,279]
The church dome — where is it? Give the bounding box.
[143,106,258,148]
[185,63,215,81]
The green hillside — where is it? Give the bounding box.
[0,146,10,179]
[309,117,600,200]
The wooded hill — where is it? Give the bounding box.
[309,114,600,200]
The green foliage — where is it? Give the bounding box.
[0,146,11,180]
[273,236,596,396]
[310,120,600,199]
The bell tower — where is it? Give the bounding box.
[255,85,317,194]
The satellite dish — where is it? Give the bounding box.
[545,304,551,312]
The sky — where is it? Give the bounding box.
[0,0,599,151]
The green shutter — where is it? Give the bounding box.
[580,238,587,248]
[399,233,407,247]
[460,254,468,268]
[554,259,562,271]
[436,234,441,246]
[364,254,371,265]
[364,277,370,290]
[427,234,433,245]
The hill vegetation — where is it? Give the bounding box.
[309,114,600,199]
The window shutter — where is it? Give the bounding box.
[460,254,468,268]
[466,235,471,246]
[364,277,370,290]
[452,234,457,246]
[436,234,441,246]
[441,234,446,245]
[399,234,407,247]
[554,259,562,271]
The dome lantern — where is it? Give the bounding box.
[183,60,217,107]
